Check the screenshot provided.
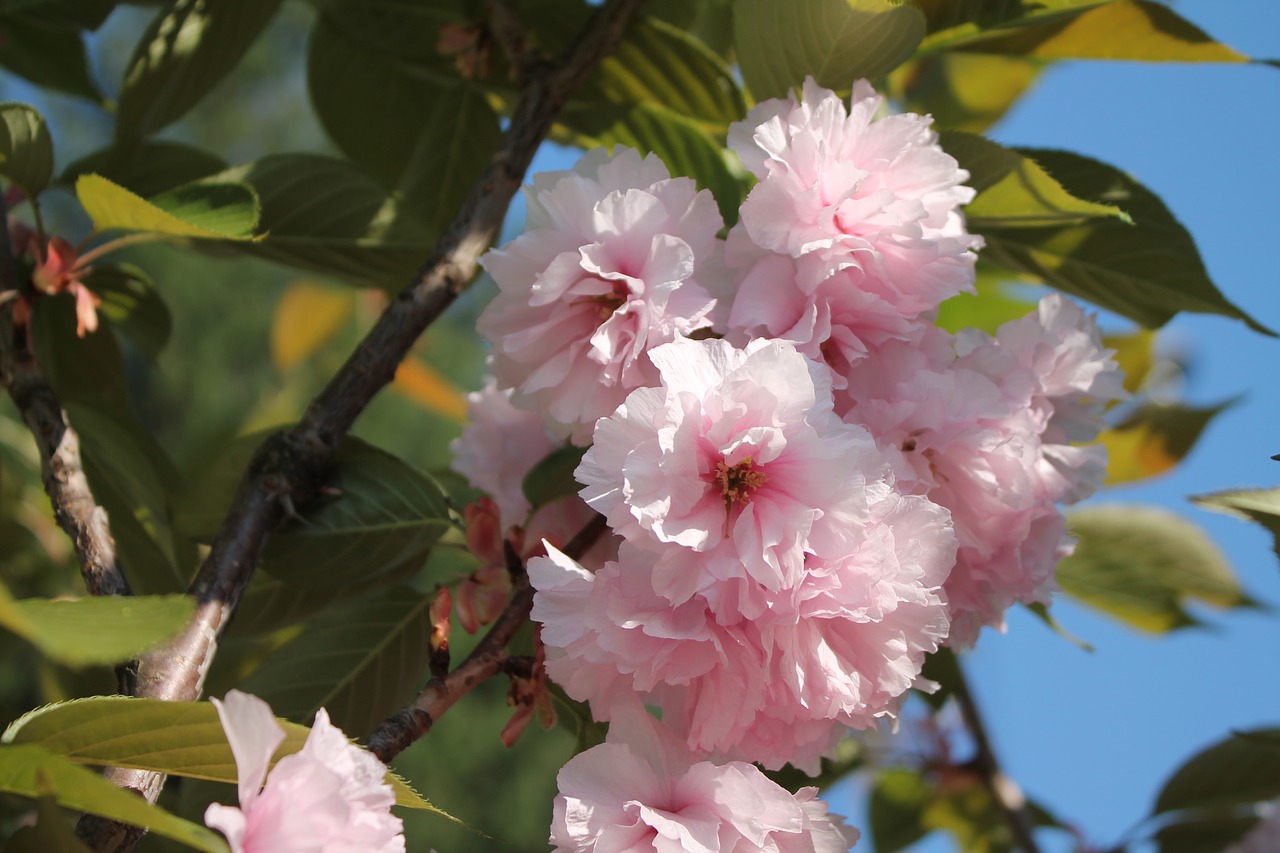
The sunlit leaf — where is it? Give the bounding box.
[1103,328,1157,394]
[1194,487,1280,563]
[2,697,446,815]
[644,0,735,58]
[270,281,355,373]
[392,358,467,423]
[0,102,54,197]
[734,0,925,99]
[0,743,229,852]
[0,583,192,667]
[889,53,1042,134]
[927,0,1248,63]
[934,270,1035,335]
[980,150,1273,335]
[82,263,172,361]
[116,0,286,140]
[1057,505,1256,632]
[239,587,434,737]
[944,132,1127,227]
[76,174,260,240]
[1100,401,1233,485]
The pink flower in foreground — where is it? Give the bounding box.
[204,690,404,853]
[532,486,954,771]
[477,147,725,443]
[550,701,858,852]
[576,336,888,610]
[723,77,979,375]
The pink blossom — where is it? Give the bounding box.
[450,377,560,523]
[576,336,889,610]
[723,78,979,377]
[840,295,1122,644]
[549,701,858,852]
[477,147,725,443]
[531,484,953,771]
[204,690,404,853]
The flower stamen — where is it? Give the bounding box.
[714,457,767,536]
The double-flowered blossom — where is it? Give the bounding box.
[204,690,404,853]
[477,147,725,444]
[841,294,1123,643]
[550,701,857,852]
[722,78,981,382]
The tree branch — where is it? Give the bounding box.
[952,657,1043,853]
[0,196,135,604]
[364,513,607,764]
[76,1,644,849]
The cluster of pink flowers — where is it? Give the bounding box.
[453,78,1122,849]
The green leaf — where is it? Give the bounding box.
[224,574,341,636]
[115,0,286,140]
[889,52,1042,134]
[644,0,735,59]
[76,174,260,240]
[61,141,227,198]
[1057,504,1256,633]
[239,587,434,737]
[3,793,94,853]
[0,12,100,101]
[0,744,229,852]
[943,132,1127,227]
[204,154,434,287]
[934,269,1036,334]
[522,445,588,515]
[0,583,192,667]
[263,440,452,588]
[733,0,925,100]
[2,696,447,816]
[30,295,131,411]
[1155,728,1280,816]
[65,400,190,595]
[925,0,1248,63]
[1194,487,1280,563]
[870,768,934,853]
[307,12,501,232]
[0,102,54,197]
[1100,401,1234,485]
[81,263,172,361]
[979,149,1273,335]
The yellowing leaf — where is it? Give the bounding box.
[270,282,354,373]
[1103,328,1156,394]
[392,358,467,422]
[1101,401,1233,485]
[76,174,259,239]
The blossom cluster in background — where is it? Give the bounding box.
[451,78,1123,850]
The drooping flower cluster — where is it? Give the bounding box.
[204,691,405,853]
[453,77,1122,848]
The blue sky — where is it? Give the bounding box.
[829,3,1280,850]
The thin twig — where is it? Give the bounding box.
[75,1,644,849]
[0,195,135,604]
[363,513,607,764]
[952,656,1043,853]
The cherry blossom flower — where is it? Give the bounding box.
[722,78,980,380]
[204,690,404,853]
[840,295,1122,644]
[477,147,725,443]
[576,336,890,610]
[531,484,954,771]
[549,701,858,852]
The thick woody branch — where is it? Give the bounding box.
[364,514,608,764]
[952,658,1043,853]
[0,196,134,605]
[76,1,644,850]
